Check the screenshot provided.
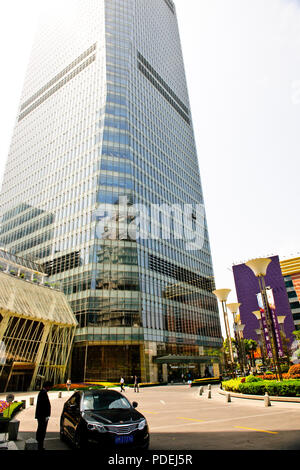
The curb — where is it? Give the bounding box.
[218,389,300,403]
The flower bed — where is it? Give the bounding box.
[256,373,300,380]
[0,401,23,419]
[52,383,105,391]
[128,382,167,388]
[0,401,10,414]
[191,377,221,387]
[222,378,300,397]
[86,382,119,388]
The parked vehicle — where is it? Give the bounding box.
[60,389,149,450]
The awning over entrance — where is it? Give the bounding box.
[153,355,220,364]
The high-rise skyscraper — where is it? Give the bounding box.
[0,0,222,383]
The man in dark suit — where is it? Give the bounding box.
[35,381,52,451]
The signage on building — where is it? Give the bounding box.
[266,288,284,357]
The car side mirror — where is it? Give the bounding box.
[132,401,138,408]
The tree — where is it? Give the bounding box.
[243,339,258,368]
[293,330,300,341]
[280,331,292,365]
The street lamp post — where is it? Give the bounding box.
[245,258,283,381]
[255,328,267,365]
[227,303,245,374]
[252,310,268,365]
[277,316,286,333]
[213,289,235,378]
[235,323,246,373]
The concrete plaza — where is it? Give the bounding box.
[3,385,300,450]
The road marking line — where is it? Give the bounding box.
[177,417,204,422]
[234,426,278,435]
[150,409,297,431]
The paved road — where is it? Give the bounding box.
[9,385,300,450]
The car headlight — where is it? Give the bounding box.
[138,419,147,430]
[87,423,106,433]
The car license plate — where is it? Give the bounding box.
[115,435,134,445]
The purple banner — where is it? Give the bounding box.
[257,293,273,358]
[266,288,284,358]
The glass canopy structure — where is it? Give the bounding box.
[0,251,77,392]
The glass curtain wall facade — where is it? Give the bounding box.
[0,0,222,383]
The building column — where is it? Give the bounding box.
[29,321,51,391]
[143,342,158,383]
[162,364,168,383]
[213,363,220,377]
[140,344,147,382]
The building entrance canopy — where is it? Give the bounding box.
[154,355,220,364]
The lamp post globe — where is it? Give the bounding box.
[226,303,241,315]
[212,289,231,303]
[252,310,262,321]
[245,258,272,277]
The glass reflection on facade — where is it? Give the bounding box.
[0,0,222,383]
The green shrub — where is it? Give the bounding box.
[265,380,300,397]
[222,379,242,392]
[224,378,300,396]
[245,375,262,383]
[239,382,266,395]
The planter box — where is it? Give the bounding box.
[0,420,10,434]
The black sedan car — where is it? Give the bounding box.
[60,389,149,450]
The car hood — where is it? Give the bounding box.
[82,408,144,425]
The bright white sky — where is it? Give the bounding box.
[1,0,300,336]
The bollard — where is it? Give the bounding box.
[264,392,271,407]
[58,391,62,398]
[208,384,211,391]
[29,397,34,406]
[226,392,231,403]
[24,438,38,451]
[21,400,26,410]
[199,386,203,396]
[208,390,211,399]
[8,419,20,441]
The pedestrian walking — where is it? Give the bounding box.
[35,381,52,451]
[120,377,125,392]
[66,378,71,392]
[134,376,139,393]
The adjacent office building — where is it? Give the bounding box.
[0,0,222,382]
[233,256,295,345]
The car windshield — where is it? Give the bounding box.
[82,393,132,411]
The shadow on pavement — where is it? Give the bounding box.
[13,430,300,451]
